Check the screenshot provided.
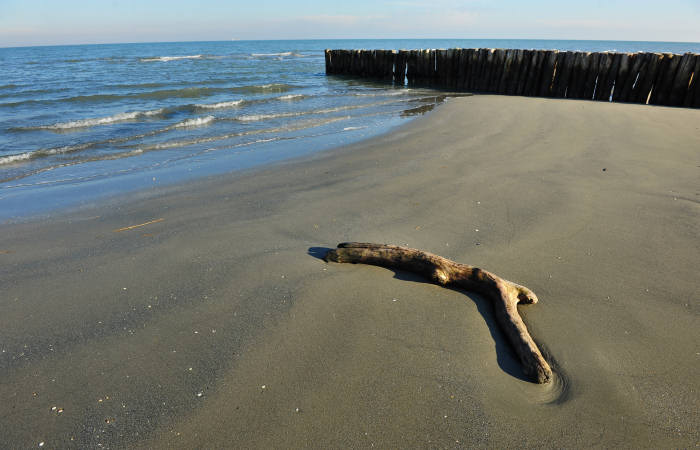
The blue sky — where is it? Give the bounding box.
[2,0,699,47]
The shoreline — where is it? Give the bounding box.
[1,95,698,447]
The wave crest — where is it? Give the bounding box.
[140,55,203,62]
[194,99,245,110]
[29,109,165,131]
[250,52,302,58]
[173,116,216,128]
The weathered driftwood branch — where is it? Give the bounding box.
[325,242,552,384]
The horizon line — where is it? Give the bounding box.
[3,37,700,50]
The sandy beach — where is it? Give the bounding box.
[1,95,698,447]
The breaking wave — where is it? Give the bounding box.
[277,94,305,101]
[0,142,96,165]
[231,83,298,94]
[19,109,165,131]
[0,84,303,108]
[194,99,245,110]
[250,52,303,58]
[172,116,216,128]
[140,55,203,62]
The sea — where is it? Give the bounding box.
[2,39,699,220]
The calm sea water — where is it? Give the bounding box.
[2,39,699,219]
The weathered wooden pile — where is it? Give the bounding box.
[325,48,700,108]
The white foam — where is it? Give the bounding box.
[234,100,399,123]
[194,99,245,110]
[277,94,304,101]
[235,112,303,122]
[353,90,411,97]
[42,109,163,130]
[251,52,293,57]
[0,142,92,165]
[343,126,367,131]
[173,116,216,128]
[141,55,203,62]
[0,152,33,165]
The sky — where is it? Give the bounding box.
[1,0,700,47]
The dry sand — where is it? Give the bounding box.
[1,95,698,448]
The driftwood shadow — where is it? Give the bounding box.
[307,246,529,382]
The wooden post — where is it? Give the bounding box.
[405,50,412,85]
[384,50,392,82]
[565,52,583,98]
[550,51,566,97]
[417,49,426,85]
[482,48,495,92]
[628,53,651,104]
[493,49,508,92]
[480,49,494,91]
[334,50,341,74]
[503,48,516,95]
[459,49,470,90]
[552,51,575,98]
[617,53,645,103]
[523,50,544,97]
[612,53,632,102]
[406,50,417,85]
[456,49,467,90]
[438,49,447,88]
[605,53,623,101]
[348,50,356,76]
[418,49,428,85]
[365,49,372,77]
[427,49,436,85]
[581,51,600,100]
[668,53,695,106]
[694,60,700,107]
[339,50,346,74]
[372,49,378,78]
[484,48,498,92]
[470,49,482,91]
[454,48,462,89]
[635,53,662,104]
[462,49,472,90]
[594,52,614,101]
[394,50,407,85]
[344,50,351,75]
[445,49,454,88]
[684,54,700,107]
[497,49,513,94]
[537,50,558,97]
[470,49,483,91]
[349,50,356,76]
[514,49,530,96]
[473,49,488,91]
[651,53,682,105]
[435,49,444,86]
[462,49,473,90]
[569,52,591,99]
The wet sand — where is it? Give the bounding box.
[1,95,698,448]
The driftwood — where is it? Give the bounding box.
[325,242,553,384]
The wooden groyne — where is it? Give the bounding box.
[325,48,700,108]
